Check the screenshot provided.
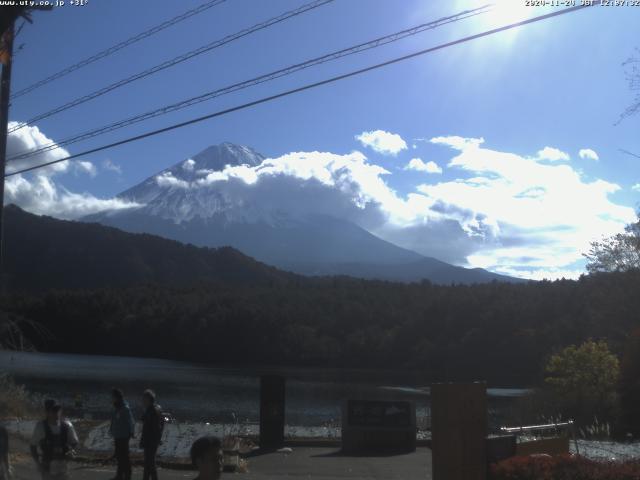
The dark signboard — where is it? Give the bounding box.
[347,400,412,428]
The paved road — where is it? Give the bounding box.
[11,447,432,480]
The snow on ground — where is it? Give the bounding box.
[571,440,640,461]
[84,422,232,457]
[2,419,343,458]
[2,419,244,458]
[7,418,640,461]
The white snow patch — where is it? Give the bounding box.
[2,419,343,458]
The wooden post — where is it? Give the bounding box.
[0,21,14,285]
[431,382,487,480]
[259,375,285,450]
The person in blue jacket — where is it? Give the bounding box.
[109,389,134,480]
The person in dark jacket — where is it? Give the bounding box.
[109,389,134,480]
[140,390,163,480]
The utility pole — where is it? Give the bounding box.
[0,21,14,287]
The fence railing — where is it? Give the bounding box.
[500,420,579,454]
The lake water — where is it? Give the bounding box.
[0,351,527,432]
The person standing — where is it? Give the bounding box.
[140,390,163,480]
[109,389,134,480]
[30,400,79,480]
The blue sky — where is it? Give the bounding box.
[4,0,640,279]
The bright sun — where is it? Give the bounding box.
[466,0,542,45]
[489,0,533,25]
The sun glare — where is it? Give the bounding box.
[473,0,543,45]
[490,0,534,25]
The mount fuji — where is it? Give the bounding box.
[84,143,521,284]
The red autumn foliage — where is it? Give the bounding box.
[490,454,640,480]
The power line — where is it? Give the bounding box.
[620,149,640,160]
[8,0,336,134]
[7,4,492,162]
[5,4,595,178]
[10,0,228,99]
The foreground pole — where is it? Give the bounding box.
[259,375,286,450]
[0,21,13,284]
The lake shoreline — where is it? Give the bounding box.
[0,350,528,428]
[0,349,533,389]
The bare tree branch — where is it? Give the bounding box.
[0,312,51,351]
[617,48,640,124]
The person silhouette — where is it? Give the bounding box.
[109,389,134,480]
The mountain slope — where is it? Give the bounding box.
[87,209,423,265]
[85,142,522,285]
[3,204,295,291]
[284,259,518,284]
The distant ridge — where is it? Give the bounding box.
[3,204,295,291]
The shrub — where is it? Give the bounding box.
[0,374,38,418]
[490,454,640,480]
[544,340,619,426]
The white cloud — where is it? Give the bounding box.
[102,159,122,175]
[404,158,442,174]
[152,151,397,228]
[182,158,196,171]
[6,122,72,176]
[633,183,640,192]
[490,266,585,281]
[5,124,139,219]
[392,136,634,279]
[6,175,141,219]
[579,148,599,161]
[155,172,190,189]
[355,130,407,155]
[537,146,569,162]
[430,136,484,151]
[76,161,97,177]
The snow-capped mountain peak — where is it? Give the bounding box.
[186,142,264,176]
[115,143,265,218]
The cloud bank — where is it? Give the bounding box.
[5,123,139,219]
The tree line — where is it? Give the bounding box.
[1,268,638,387]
